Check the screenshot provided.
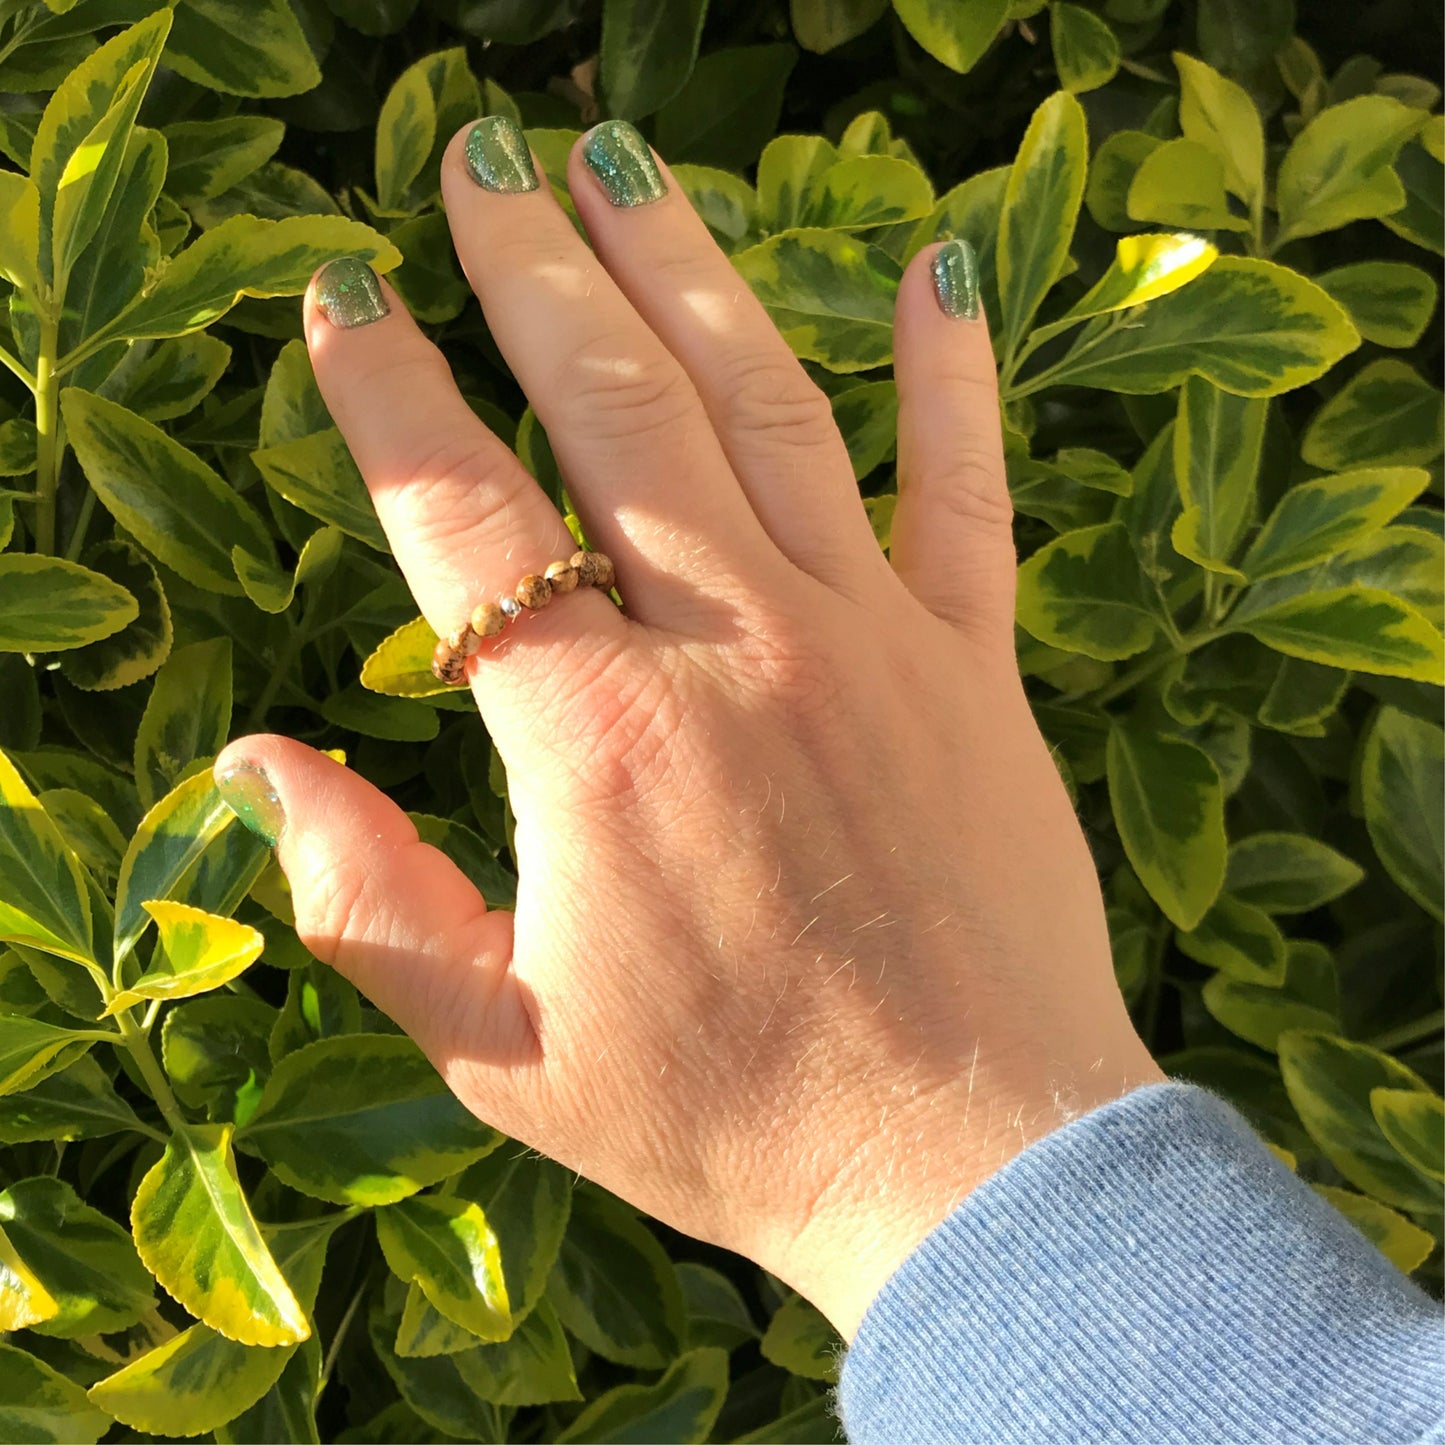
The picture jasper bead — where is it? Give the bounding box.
[471,601,505,637]
[516,573,552,609]
[592,552,615,590]
[545,559,579,593]
[570,550,600,587]
[431,639,467,685]
[447,624,480,657]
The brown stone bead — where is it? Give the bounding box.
[447,624,480,657]
[430,639,467,686]
[591,552,615,590]
[471,601,505,637]
[545,559,579,593]
[570,550,600,587]
[516,573,553,610]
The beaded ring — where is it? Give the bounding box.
[430,548,616,685]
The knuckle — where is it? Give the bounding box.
[717,356,839,450]
[917,439,1013,532]
[552,340,698,440]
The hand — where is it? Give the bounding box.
[216,118,1164,1341]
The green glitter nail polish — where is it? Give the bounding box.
[464,115,539,194]
[581,120,666,207]
[315,256,389,329]
[216,762,285,847]
[931,238,981,321]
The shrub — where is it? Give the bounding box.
[0,1,1440,1440]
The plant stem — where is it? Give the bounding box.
[0,341,35,389]
[64,489,96,562]
[115,1008,183,1125]
[1367,1010,1445,1055]
[319,1280,368,1393]
[33,311,61,555]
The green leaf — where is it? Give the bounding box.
[997,91,1088,357]
[1311,1184,1436,1277]
[791,0,887,53]
[0,170,41,293]
[0,1054,142,1144]
[89,1214,340,1438]
[903,166,1007,322]
[378,1194,511,1342]
[670,164,758,247]
[58,542,172,694]
[31,11,171,291]
[1168,377,1266,576]
[252,428,389,552]
[1084,129,1159,233]
[360,616,450,698]
[654,44,796,170]
[1202,971,1339,1054]
[678,1263,758,1352]
[892,0,1009,72]
[1371,1088,1444,1184]
[0,1342,111,1445]
[1225,833,1365,914]
[1174,51,1264,208]
[1051,3,1118,93]
[0,555,138,654]
[454,1146,572,1328]
[1382,136,1445,255]
[1361,707,1443,921]
[601,0,708,119]
[1231,586,1444,683]
[162,995,274,1120]
[1126,138,1252,232]
[798,155,933,229]
[112,771,238,968]
[756,135,838,232]
[165,0,322,98]
[1275,95,1424,246]
[321,685,440,743]
[1046,233,1218,338]
[1300,361,1443,471]
[131,1121,309,1346]
[238,1033,503,1205]
[376,53,438,210]
[1035,258,1360,398]
[63,390,279,598]
[106,901,263,1014]
[134,638,233,810]
[0,1176,153,1337]
[1243,466,1429,582]
[1176,894,1288,984]
[1106,723,1225,930]
[555,1346,728,1445]
[113,334,232,423]
[732,229,899,372]
[0,749,94,968]
[164,116,286,206]
[83,214,401,351]
[759,1293,841,1382]
[1277,1031,1439,1213]
[550,1189,686,1368]
[0,1220,59,1329]
[831,381,898,479]
[1016,522,1160,661]
[1314,262,1439,349]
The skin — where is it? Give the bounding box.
[217,126,1166,1342]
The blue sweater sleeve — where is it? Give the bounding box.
[835,1081,1444,1445]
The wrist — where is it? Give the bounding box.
[771,1041,1167,1341]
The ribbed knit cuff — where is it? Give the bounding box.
[835,1081,1444,1445]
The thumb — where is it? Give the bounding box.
[213,736,537,1103]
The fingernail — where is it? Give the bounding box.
[315,256,389,329]
[931,238,981,321]
[465,115,539,194]
[216,762,285,847]
[582,120,666,207]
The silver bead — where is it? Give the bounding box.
[499,596,522,620]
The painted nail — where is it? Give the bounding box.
[931,238,981,321]
[215,762,285,847]
[581,120,666,207]
[464,115,539,194]
[315,256,389,329]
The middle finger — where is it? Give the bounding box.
[439,120,780,626]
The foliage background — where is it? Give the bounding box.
[0,0,1442,1441]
